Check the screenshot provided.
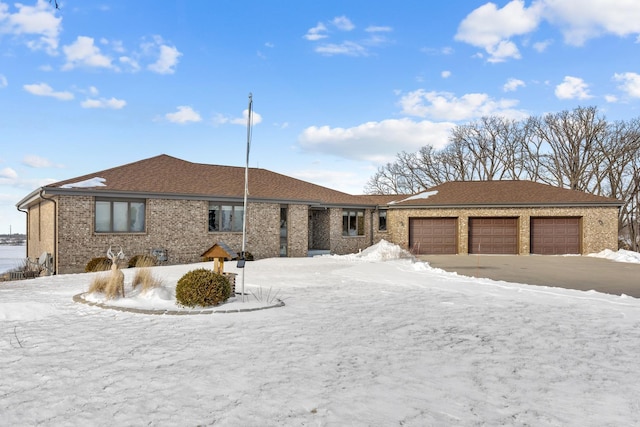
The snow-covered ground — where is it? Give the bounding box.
[1,241,640,426]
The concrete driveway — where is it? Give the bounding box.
[420,255,640,298]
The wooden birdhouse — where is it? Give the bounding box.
[200,242,238,274]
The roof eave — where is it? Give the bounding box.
[16,187,44,209]
[40,187,377,208]
[386,201,624,209]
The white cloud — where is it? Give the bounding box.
[305,16,391,56]
[315,41,367,57]
[504,78,526,92]
[165,106,202,124]
[441,71,451,78]
[304,22,328,41]
[298,118,455,163]
[399,89,525,121]
[455,0,640,61]
[605,94,618,103]
[81,97,126,109]
[332,16,355,31]
[0,167,18,179]
[214,109,263,126]
[62,36,113,70]
[148,44,182,74]
[533,39,553,52]
[366,26,392,33]
[0,74,6,88]
[555,76,592,100]
[421,46,455,55]
[613,72,640,98]
[291,169,365,195]
[23,82,73,100]
[542,0,640,46]
[0,0,62,55]
[455,0,542,62]
[119,56,141,72]
[486,39,521,63]
[21,154,64,168]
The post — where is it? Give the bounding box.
[241,93,253,302]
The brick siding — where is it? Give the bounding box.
[387,206,618,255]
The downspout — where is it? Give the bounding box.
[39,189,57,275]
[16,206,29,260]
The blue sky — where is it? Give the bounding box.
[2,0,640,234]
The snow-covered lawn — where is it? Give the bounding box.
[1,241,640,426]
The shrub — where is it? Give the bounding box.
[88,274,109,293]
[85,257,112,272]
[132,267,163,292]
[176,269,231,308]
[104,272,124,299]
[88,272,123,299]
[128,254,156,268]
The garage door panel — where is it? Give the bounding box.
[469,218,518,254]
[531,217,580,255]
[409,218,457,255]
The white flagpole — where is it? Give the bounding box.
[241,93,253,302]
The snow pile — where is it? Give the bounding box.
[337,239,415,262]
[589,248,640,264]
[60,177,106,188]
[389,190,438,204]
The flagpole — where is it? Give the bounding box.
[241,93,253,302]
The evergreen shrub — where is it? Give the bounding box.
[176,269,232,308]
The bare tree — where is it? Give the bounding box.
[531,106,607,191]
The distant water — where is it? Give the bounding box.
[0,245,26,274]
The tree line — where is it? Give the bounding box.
[365,106,640,251]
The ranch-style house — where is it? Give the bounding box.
[16,154,622,274]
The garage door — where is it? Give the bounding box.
[531,217,580,255]
[409,218,457,254]
[469,217,518,254]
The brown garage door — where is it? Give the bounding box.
[469,217,518,254]
[409,218,457,254]
[531,217,580,255]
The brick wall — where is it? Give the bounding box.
[387,206,619,255]
[25,199,56,263]
[328,207,375,255]
[372,208,390,245]
[288,204,309,257]
[54,196,286,273]
[246,202,280,259]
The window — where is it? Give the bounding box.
[378,210,387,231]
[95,199,145,233]
[209,203,244,232]
[342,209,364,236]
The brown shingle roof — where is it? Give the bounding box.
[47,154,373,206]
[384,181,622,207]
